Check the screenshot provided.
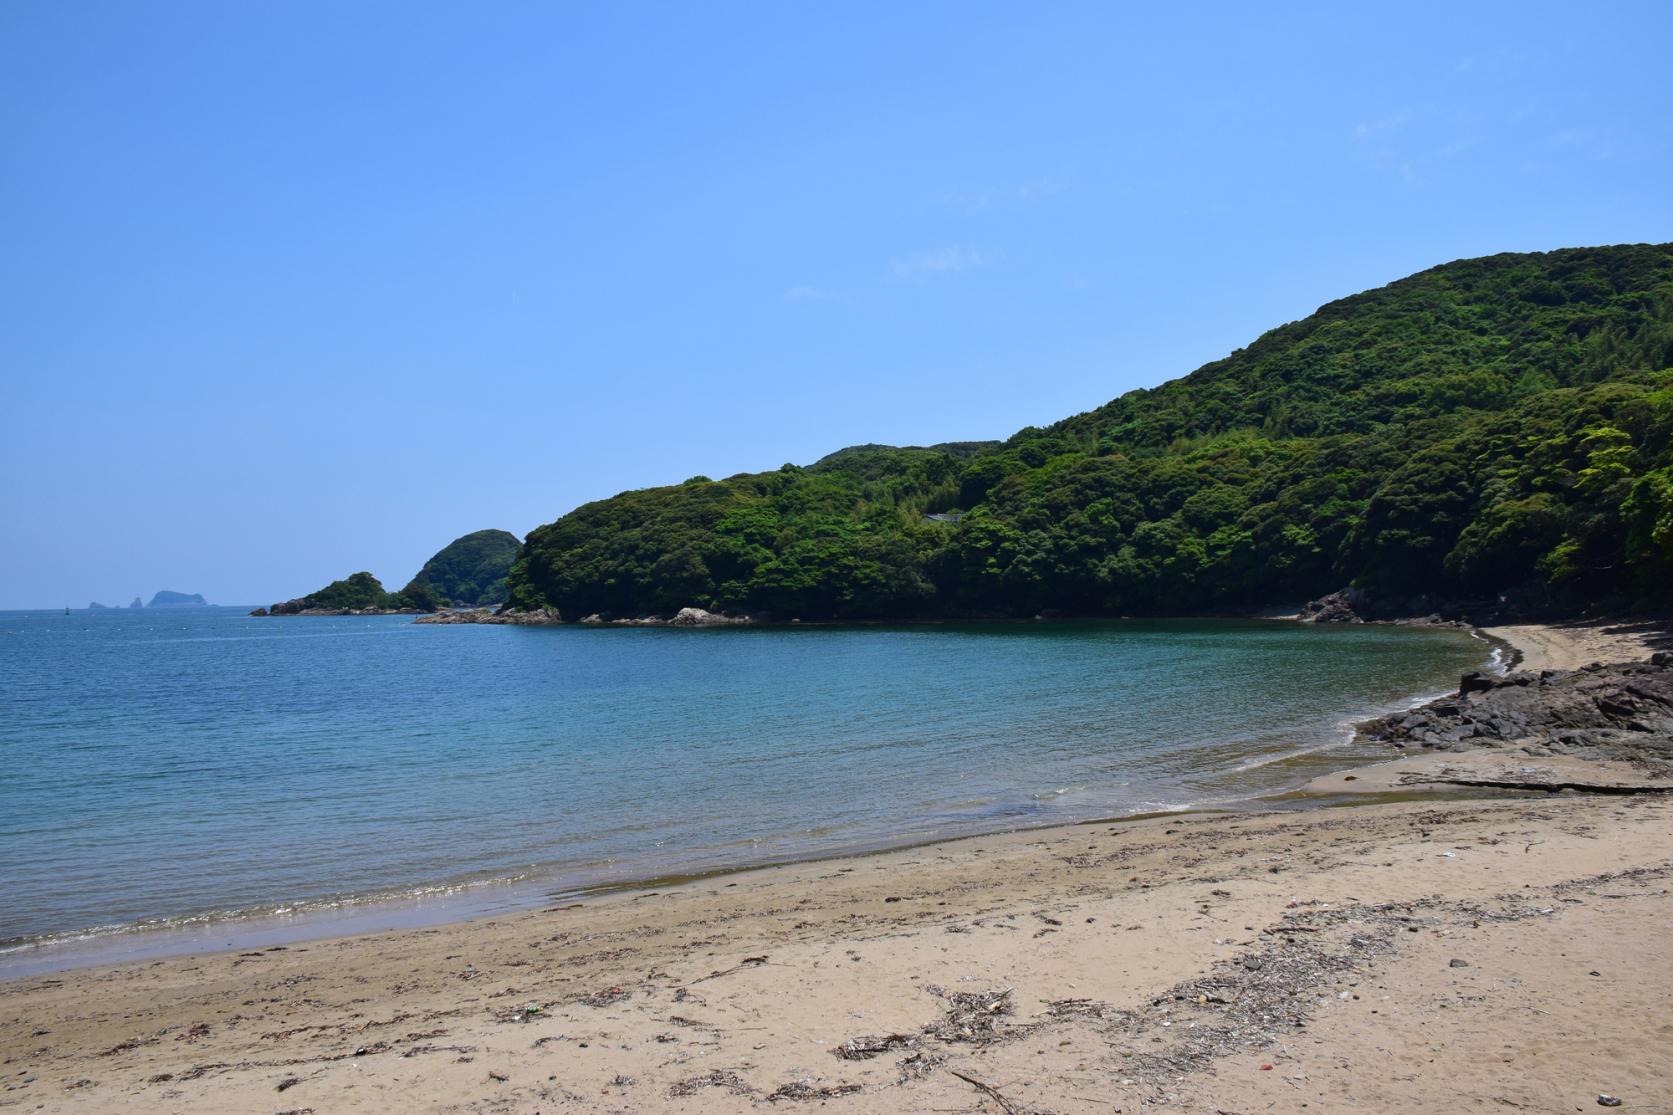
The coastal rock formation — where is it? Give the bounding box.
[414,606,755,627]
[668,607,753,626]
[1297,590,1366,623]
[271,604,428,616]
[1297,587,1465,625]
[583,608,755,626]
[1360,652,1673,764]
[413,607,563,625]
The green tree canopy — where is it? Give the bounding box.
[403,529,522,606]
[507,245,1673,620]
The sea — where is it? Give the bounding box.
[0,607,1493,978]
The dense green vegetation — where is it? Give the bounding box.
[508,245,1673,620]
[277,531,518,613]
[403,529,521,606]
[283,571,438,612]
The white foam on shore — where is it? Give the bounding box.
[1219,634,1503,782]
[0,870,535,967]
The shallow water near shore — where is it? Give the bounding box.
[0,608,1488,976]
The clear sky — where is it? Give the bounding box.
[2,2,1670,609]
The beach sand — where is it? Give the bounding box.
[4,622,1671,1114]
[1481,618,1668,672]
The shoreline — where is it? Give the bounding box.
[4,794,1668,1111]
[0,778,1497,986]
[3,620,1669,1110]
[3,618,1638,984]
[1300,617,1673,801]
[0,621,1494,983]
[1478,618,1667,671]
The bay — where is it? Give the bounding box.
[0,608,1488,968]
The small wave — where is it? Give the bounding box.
[1122,800,1193,816]
[1030,783,1092,801]
[1468,629,1512,675]
[0,871,532,958]
[1224,739,1349,775]
[1212,672,1468,783]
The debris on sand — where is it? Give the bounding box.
[493,1001,544,1023]
[668,1069,755,1098]
[897,1050,944,1081]
[767,1079,863,1101]
[691,955,769,984]
[950,1068,1036,1115]
[835,1033,917,1060]
[576,985,630,1008]
[925,986,1014,1044]
[835,985,1015,1063]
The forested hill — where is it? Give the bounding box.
[508,244,1673,620]
[404,529,521,606]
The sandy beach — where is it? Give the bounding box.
[1480,619,1670,672]
[4,622,1671,1114]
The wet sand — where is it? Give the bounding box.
[4,795,1669,1114]
[1481,617,1667,671]
[3,621,1670,1114]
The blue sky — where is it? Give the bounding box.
[2,2,1670,608]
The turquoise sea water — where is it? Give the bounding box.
[0,608,1490,974]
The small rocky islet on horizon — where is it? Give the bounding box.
[87,590,210,610]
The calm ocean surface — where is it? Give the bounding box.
[0,608,1489,974]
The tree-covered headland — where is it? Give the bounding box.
[269,530,522,613]
[267,570,426,613]
[505,245,1673,621]
[402,529,521,607]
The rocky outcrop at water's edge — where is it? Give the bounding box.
[1296,586,1475,627]
[414,607,564,625]
[262,598,429,617]
[1297,590,1367,624]
[413,606,757,627]
[1358,651,1673,767]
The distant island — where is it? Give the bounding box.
[86,592,209,610]
[147,590,208,608]
[255,530,521,616]
[489,243,1673,625]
